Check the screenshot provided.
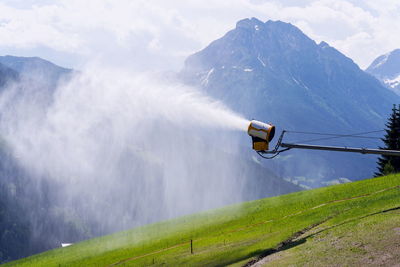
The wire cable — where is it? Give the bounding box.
[257,148,291,159]
[285,129,384,136]
[256,129,387,159]
[285,129,385,144]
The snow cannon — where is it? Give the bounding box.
[248,120,275,151]
[248,120,400,159]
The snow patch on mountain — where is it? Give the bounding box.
[201,68,214,86]
[257,54,266,67]
[384,74,400,88]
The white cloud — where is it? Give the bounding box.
[0,0,398,69]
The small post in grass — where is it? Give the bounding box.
[190,239,193,254]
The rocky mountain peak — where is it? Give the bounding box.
[182,18,321,76]
[366,49,400,94]
[235,17,264,30]
[367,49,400,77]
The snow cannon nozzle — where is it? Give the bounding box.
[247,120,275,151]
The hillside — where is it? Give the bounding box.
[0,143,90,263]
[6,174,400,266]
[366,49,400,95]
[180,18,399,182]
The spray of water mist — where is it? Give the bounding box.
[0,65,251,237]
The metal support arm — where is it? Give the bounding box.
[280,143,400,156]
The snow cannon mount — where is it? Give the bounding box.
[247,120,400,159]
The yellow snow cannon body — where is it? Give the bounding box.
[247,120,275,151]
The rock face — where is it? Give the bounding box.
[366,49,400,95]
[181,18,399,182]
[0,63,18,88]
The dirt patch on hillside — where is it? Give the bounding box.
[243,219,329,267]
[246,208,400,267]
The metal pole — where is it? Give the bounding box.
[280,143,400,156]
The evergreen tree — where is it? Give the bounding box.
[375,104,400,176]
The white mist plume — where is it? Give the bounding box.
[0,66,250,233]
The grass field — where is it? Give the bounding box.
[5,174,400,266]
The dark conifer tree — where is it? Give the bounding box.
[375,104,400,176]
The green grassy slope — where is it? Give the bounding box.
[5,174,400,267]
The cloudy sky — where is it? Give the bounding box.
[0,0,398,70]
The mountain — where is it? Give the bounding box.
[0,58,84,263]
[181,18,400,182]
[0,56,72,95]
[366,49,400,95]
[0,55,72,81]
